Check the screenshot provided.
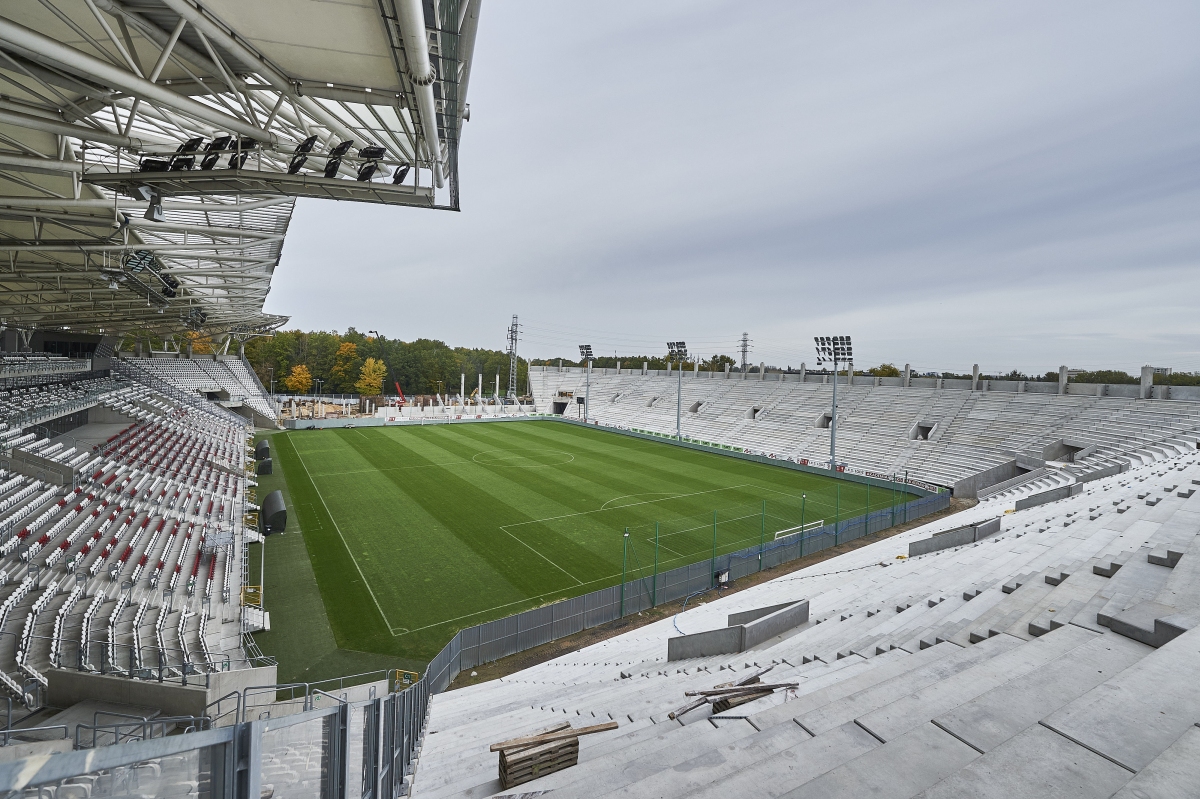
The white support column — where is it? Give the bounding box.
[972,364,980,392]
[1140,365,1154,400]
[903,363,911,387]
[1059,365,1069,395]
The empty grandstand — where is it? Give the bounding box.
[0,2,1194,798]
[531,365,1200,498]
[0,0,482,796]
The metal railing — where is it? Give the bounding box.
[0,676,430,799]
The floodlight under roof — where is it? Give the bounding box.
[200,136,231,170]
[356,163,378,182]
[391,164,411,185]
[359,146,387,160]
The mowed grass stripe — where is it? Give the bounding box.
[273,433,395,651]
[296,432,526,628]
[276,421,918,660]
[334,428,603,593]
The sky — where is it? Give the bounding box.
[266,0,1200,376]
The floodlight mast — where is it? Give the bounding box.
[579,345,594,422]
[668,341,688,440]
[815,336,853,471]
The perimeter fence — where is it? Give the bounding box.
[425,490,949,692]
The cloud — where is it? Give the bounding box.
[268,0,1200,374]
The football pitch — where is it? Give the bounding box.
[269,420,916,661]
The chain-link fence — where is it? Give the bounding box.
[426,490,949,693]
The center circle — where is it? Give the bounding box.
[471,449,575,468]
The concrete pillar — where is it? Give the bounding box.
[1140,365,1154,400]
[758,362,765,380]
[557,359,561,373]
[666,361,672,376]
[972,364,980,391]
[616,360,621,374]
[725,364,731,379]
[643,361,648,375]
[238,341,246,359]
[134,340,143,358]
[1018,381,1025,393]
[800,362,806,382]
[1058,365,1068,395]
[903,363,911,388]
[848,361,854,386]
[694,362,699,377]
[186,341,193,358]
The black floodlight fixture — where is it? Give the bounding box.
[323,141,354,179]
[814,335,852,365]
[356,162,378,182]
[227,138,256,170]
[169,155,194,171]
[391,163,410,184]
[200,136,231,170]
[177,137,204,154]
[138,158,170,173]
[289,135,319,174]
[667,341,688,360]
[358,145,387,160]
[579,344,594,361]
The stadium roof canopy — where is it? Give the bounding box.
[0,0,480,339]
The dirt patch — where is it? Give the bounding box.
[447,497,977,690]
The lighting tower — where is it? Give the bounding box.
[739,333,752,373]
[667,341,688,440]
[814,335,852,471]
[579,344,594,422]
[506,315,520,399]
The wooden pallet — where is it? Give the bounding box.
[492,720,619,790]
[499,737,580,789]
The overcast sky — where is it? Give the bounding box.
[267,0,1200,375]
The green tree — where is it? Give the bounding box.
[868,363,901,377]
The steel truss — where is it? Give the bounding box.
[0,0,479,338]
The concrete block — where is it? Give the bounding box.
[932,632,1149,753]
[1109,602,1197,648]
[916,723,1132,799]
[1041,625,1200,772]
[685,721,878,799]
[779,722,980,799]
[1109,724,1200,799]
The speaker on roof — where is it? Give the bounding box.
[261,489,286,534]
[257,457,272,475]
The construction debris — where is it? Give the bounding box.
[669,664,793,720]
[491,721,619,789]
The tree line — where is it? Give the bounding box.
[244,329,528,397]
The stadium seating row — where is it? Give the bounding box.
[412,448,1200,798]
[0,377,254,708]
[531,371,1200,493]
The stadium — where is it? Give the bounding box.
[0,3,1197,799]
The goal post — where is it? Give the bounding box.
[774,519,825,541]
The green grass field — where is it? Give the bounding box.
[262,420,915,665]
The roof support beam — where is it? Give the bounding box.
[0,15,277,145]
